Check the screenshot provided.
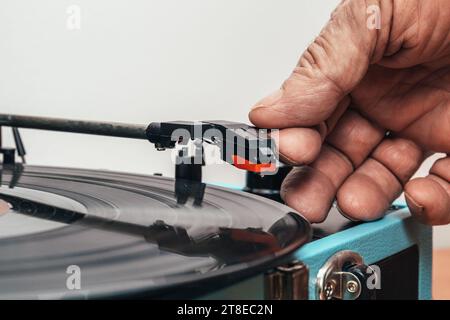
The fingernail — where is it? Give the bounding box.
[405,193,424,216]
[251,89,283,110]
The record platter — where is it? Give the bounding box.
[0,114,433,300]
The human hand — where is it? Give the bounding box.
[249,0,450,225]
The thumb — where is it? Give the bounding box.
[249,0,393,128]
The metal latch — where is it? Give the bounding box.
[316,251,370,300]
[265,262,309,300]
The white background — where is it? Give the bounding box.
[0,0,448,246]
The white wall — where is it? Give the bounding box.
[0,0,448,246]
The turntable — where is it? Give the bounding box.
[0,114,432,300]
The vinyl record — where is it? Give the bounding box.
[0,165,311,299]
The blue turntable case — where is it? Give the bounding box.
[204,205,432,300]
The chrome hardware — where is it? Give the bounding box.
[316,251,366,300]
[265,262,309,300]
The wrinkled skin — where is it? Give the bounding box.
[249,0,450,225]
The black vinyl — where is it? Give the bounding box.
[0,165,311,299]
